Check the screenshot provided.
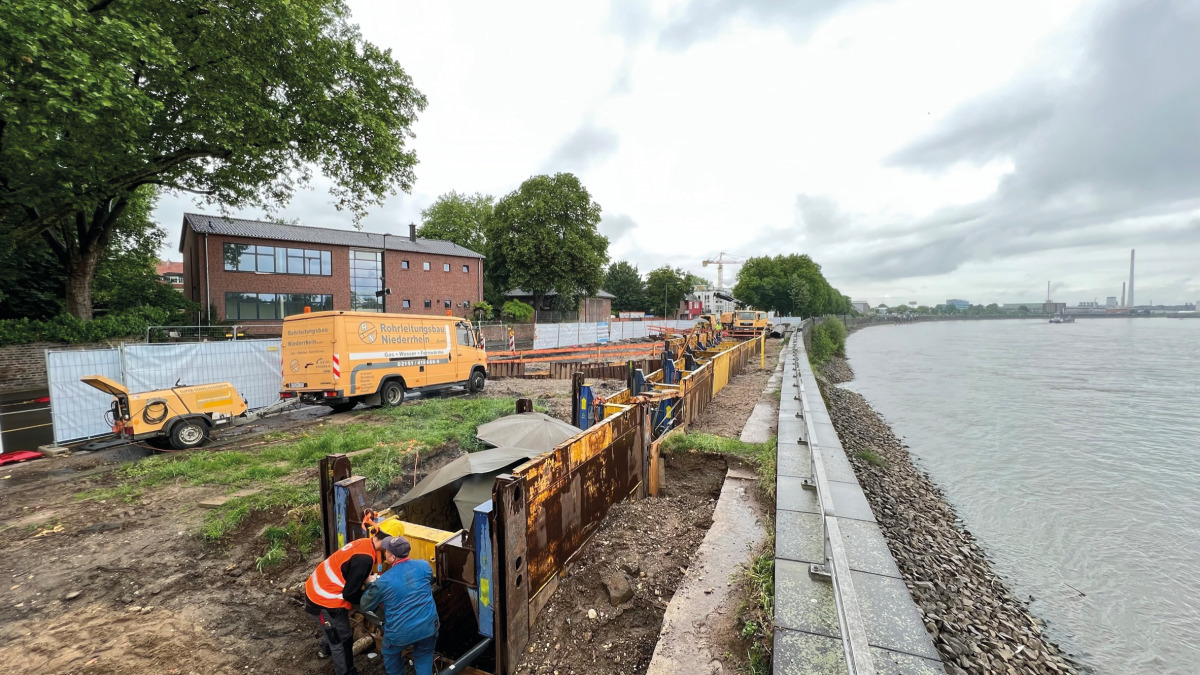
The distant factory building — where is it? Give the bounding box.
[945,299,970,310]
[851,301,872,314]
[1106,296,1118,308]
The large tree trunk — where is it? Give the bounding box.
[64,249,102,320]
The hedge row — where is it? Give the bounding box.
[0,306,171,346]
[809,317,847,365]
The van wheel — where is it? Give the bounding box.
[169,419,208,450]
[380,381,405,407]
[329,400,358,414]
[468,370,486,393]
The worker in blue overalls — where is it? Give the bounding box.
[361,536,440,675]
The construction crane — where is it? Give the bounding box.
[701,252,745,290]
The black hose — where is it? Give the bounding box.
[143,398,170,424]
[437,637,492,673]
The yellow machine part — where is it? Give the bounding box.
[81,376,248,436]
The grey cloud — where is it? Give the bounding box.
[810,0,1200,289]
[543,122,620,174]
[657,0,864,51]
[599,213,638,243]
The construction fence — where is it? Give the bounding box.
[45,340,283,444]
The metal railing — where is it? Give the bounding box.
[792,335,877,675]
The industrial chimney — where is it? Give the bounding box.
[1121,282,1126,308]
[1128,249,1135,308]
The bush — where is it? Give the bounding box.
[808,317,847,365]
[0,306,171,346]
[501,300,534,323]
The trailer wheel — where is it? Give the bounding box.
[169,419,208,450]
[380,380,405,407]
[468,369,486,393]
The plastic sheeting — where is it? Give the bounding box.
[45,339,283,444]
[531,320,696,350]
[46,348,123,444]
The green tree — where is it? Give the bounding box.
[942,303,960,315]
[1018,305,1030,314]
[645,266,690,318]
[471,301,493,321]
[733,253,847,317]
[1,0,426,318]
[418,192,492,256]
[604,261,645,313]
[985,303,1000,314]
[501,300,534,323]
[487,173,609,310]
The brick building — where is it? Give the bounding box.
[156,260,184,289]
[179,213,484,323]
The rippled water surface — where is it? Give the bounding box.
[842,318,1200,674]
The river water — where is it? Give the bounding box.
[841,318,1200,675]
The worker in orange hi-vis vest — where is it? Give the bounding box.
[304,519,403,675]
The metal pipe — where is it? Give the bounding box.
[204,233,211,324]
[436,637,493,673]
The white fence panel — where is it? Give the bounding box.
[123,340,283,410]
[597,322,610,344]
[533,325,558,350]
[577,322,598,345]
[46,348,123,444]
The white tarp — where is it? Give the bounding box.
[123,340,282,410]
[46,348,123,444]
[45,339,283,445]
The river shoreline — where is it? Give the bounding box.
[818,354,1082,675]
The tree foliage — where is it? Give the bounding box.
[500,300,534,323]
[486,174,609,310]
[0,186,196,321]
[1,0,426,317]
[809,318,847,365]
[604,261,645,313]
[418,192,492,256]
[732,254,849,316]
[645,266,690,318]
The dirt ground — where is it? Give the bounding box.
[0,348,776,675]
[688,338,781,438]
[515,452,730,675]
[478,377,626,420]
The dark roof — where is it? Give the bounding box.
[179,213,484,259]
[505,288,616,299]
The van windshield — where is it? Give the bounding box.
[738,312,755,320]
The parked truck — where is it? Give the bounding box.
[279,311,488,412]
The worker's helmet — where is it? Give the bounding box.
[375,517,405,538]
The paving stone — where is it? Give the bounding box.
[871,646,947,674]
[776,510,824,564]
[773,561,839,637]
[776,441,811,478]
[837,517,901,578]
[828,481,876,522]
[777,475,820,514]
[774,628,846,675]
[852,570,942,660]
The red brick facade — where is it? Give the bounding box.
[183,232,484,322]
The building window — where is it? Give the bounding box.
[402,299,410,309]
[349,249,383,312]
[402,260,410,270]
[223,244,331,276]
[443,263,450,272]
[444,300,451,309]
[424,300,432,308]
[225,293,332,320]
[462,265,469,273]
[464,300,471,308]
[162,273,183,284]
[423,261,430,271]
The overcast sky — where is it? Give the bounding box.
[155,0,1199,306]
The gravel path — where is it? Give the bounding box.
[823,382,1080,675]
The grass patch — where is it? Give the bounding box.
[108,397,518,540]
[256,507,323,571]
[75,484,144,504]
[661,432,777,500]
[739,530,776,675]
[853,449,887,468]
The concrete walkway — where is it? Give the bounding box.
[645,352,782,674]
